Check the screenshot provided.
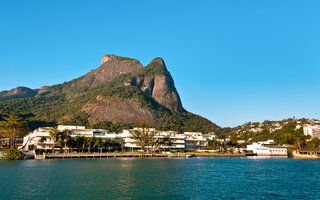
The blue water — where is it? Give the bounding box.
[0,157,320,199]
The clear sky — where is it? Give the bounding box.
[0,0,319,127]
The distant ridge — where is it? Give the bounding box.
[0,87,38,102]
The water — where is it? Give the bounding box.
[0,157,320,200]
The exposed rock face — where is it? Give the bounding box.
[149,59,184,112]
[78,54,184,112]
[0,87,37,102]
[36,86,50,97]
[152,74,184,112]
[82,96,157,125]
[101,54,111,64]
[79,54,143,87]
[128,58,185,112]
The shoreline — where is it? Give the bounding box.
[32,153,276,160]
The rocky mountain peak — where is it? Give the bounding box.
[101,54,122,64]
[80,54,143,87]
[149,57,165,66]
[101,54,111,64]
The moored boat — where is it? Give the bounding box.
[185,154,195,158]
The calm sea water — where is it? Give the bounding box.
[0,157,320,200]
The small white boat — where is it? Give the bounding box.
[185,154,195,158]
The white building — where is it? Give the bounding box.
[250,128,263,133]
[119,129,186,152]
[184,132,209,151]
[157,131,186,151]
[303,124,320,139]
[20,125,117,153]
[20,125,214,153]
[20,127,55,152]
[247,140,287,156]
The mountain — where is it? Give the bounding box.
[0,54,219,133]
[0,87,38,102]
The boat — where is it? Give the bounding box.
[185,154,195,158]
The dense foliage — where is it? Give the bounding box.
[0,115,29,148]
[3,149,29,160]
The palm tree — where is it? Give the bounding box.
[151,137,162,153]
[118,138,124,152]
[74,136,85,153]
[57,131,65,152]
[86,137,96,153]
[94,138,102,153]
[49,127,60,153]
[67,136,76,153]
[62,130,72,153]
[104,138,111,152]
[81,137,87,153]
[55,129,70,153]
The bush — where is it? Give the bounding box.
[3,149,28,160]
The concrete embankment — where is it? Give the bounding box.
[193,154,246,158]
[36,153,167,160]
[35,153,252,160]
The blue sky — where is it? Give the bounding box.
[0,0,320,127]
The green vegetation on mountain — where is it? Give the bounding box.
[218,118,319,149]
[0,54,220,133]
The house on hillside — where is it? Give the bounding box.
[303,124,320,139]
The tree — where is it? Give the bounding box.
[86,137,96,153]
[118,138,124,152]
[62,130,72,153]
[67,136,76,153]
[161,136,172,151]
[94,138,102,153]
[0,115,28,149]
[293,129,308,149]
[81,137,87,153]
[103,138,112,152]
[56,129,71,152]
[131,122,153,152]
[151,137,162,153]
[49,127,60,153]
[307,138,320,148]
[208,140,220,150]
[4,149,26,160]
[39,137,46,143]
[74,136,85,152]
